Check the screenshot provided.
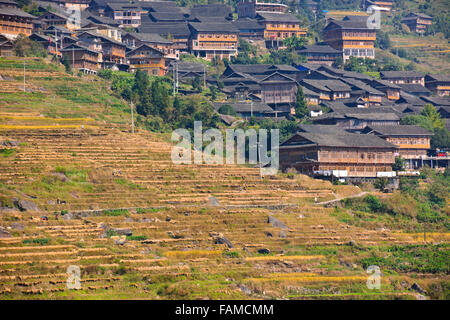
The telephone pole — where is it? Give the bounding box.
[131,101,135,134]
[173,62,176,95]
[23,61,25,92]
[72,45,75,76]
[203,64,206,89]
[176,62,179,94]
[257,141,262,180]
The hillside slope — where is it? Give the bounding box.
[0,57,448,300]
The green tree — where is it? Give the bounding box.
[374,177,389,190]
[132,69,149,100]
[431,128,450,150]
[13,35,47,57]
[393,156,405,171]
[333,56,343,69]
[192,76,202,91]
[61,56,71,73]
[210,85,218,101]
[421,104,445,129]
[266,49,306,65]
[295,86,308,118]
[283,35,307,50]
[218,104,237,116]
[365,195,385,212]
[136,91,152,117]
[401,115,434,132]
[151,79,172,119]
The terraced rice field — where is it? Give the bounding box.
[0,57,448,300]
[0,117,447,299]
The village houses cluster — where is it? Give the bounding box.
[0,0,449,185]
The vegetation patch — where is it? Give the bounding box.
[22,238,50,245]
[360,244,450,274]
[103,209,129,217]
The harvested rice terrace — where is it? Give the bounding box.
[0,104,448,298]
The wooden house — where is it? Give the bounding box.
[323,16,376,61]
[280,130,397,180]
[362,125,433,166]
[127,44,166,76]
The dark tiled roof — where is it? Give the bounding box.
[288,132,397,148]
[44,25,72,34]
[317,65,373,81]
[259,72,297,84]
[438,106,450,113]
[420,96,450,106]
[365,125,433,136]
[397,92,427,105]
[213,102,273,113]
[256,12,300,23]
[190,4,232,18]
[301,79,351,92]
[297,44,340,54]
[370,79,401,89]
[168,62,206,73]
[313,106,401,121]
[106,3,141,11]
[138,22,190,37]
[123,31,172,44]
[325,15,370,30]
[0,0,18,5]
[0,7,35,18]
[380,71,424,79]
[404,12,433,20]
[341,78,384,95]
[126,44,164,57]
[233,18,264,30]
[137,1,181,12]
[60,43,99,55]
[294,63,324,71]
[298,124,349,135]
[425,74,450,82]
[149,12,187,22]
[84,13,120,27]
[90,0,128,7]
[188,22,238,33]
[398,84,431,95]
[189,15,228,23]
[78,31,125,46]
[301,86,320,97]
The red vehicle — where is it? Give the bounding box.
[437,150,448,157]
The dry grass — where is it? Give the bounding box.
[244,255,324,262]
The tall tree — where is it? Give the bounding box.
[295,86,308,118]
[136,91,152,117]
[421,104,445,129]
[132,69,149,100]
[151,79,172,119]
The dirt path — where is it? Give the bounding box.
[315,192,368,206]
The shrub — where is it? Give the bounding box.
[22,238,49,245]
[361,244,449,274]
[13,35,47,57]
[126,235,147,241]
[373,177,388,190]
[103,209,128,216]
[365,195,386,213]
[223,251,240,258]
[217,104,237,116]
